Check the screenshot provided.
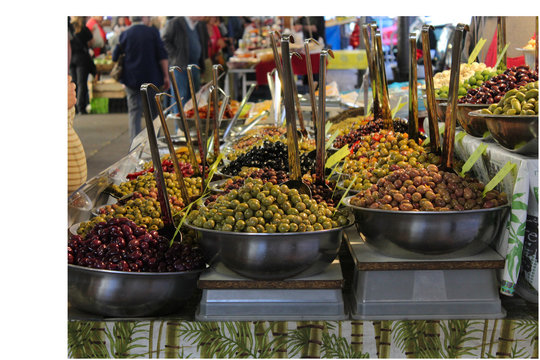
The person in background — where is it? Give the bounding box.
[207,17,226,66]
[112,16,170,144]
[295,16,326,45]
[109,16,129,50]
[68,36,87,194]
[86,16,107,57]
[69,16,95,114]
[162,16,209,111]
[226,16,244,54]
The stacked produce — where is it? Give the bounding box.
[458,65,538,104]
[333,118,408,149]
[127,159,195,180]
[184,99,240,119]
[69,217,205,272]
[221,140,316,176]
[349,164,507,211]
[435,68,500,99]
[188,178,349,233]
[481,81,539,115]
[433,62,495,89]
[340,130,440,191]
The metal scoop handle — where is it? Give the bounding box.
[421,25,441,153]
[408,33,419,141]
[316,49,334,184]
[304,38,320,136]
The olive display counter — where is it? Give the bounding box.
[67,116,538,358]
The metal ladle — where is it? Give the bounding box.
[373,28,393,128]
[441,23,469,171]
[315,48,334,192]
[223,83,256,141]
[140,83,178,240]
[186,64,206,188]
[211,64,225,157]
[168,66,200,175]
[280,33,311,196]
[362,24,380,118]
[421,24,441,154]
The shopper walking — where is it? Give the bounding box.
[69,16,95,114]
[162,16,209,111]
[112,16,170,143]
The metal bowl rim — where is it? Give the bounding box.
[468,109,539,120]
[68,263,206,276]
[184,219,353,237]
[457,103,491,108]
[342,195,510,215]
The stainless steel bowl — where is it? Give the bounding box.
[185,221,352,280]
[469,110,538,155]
[208,178,235,193]
[457,103,490,137]
[436,98,447,123]
[343,196,510,259]
[68,264,203,317]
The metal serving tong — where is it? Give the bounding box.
[154,91,191,206]
[211,64,226,157]
[408,33,420,142]
[315,49,334,191]
[304,38,320,136]
[421,24,441,154]
[269,30,308,138]
[140,83,177,240]
[223,83,256,141]
[280,33,311,196]
[441,23,470,171]
[362,24,380,118]
[373,27,393,128]
[186,64,206,179]
[168,66,200,176]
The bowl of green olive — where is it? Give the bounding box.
[185,178,352,280]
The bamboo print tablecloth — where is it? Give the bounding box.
[67,319,538,358]
[454,131,538,296]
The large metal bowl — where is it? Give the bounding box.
[185,221,353,280]
[435,98,447,123]
[343,196,510,259]
[68,265,203,317]
[469,110,538,155]
[457,103,490,137]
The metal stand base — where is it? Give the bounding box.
[196,262,348,321]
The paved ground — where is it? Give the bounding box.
[72,112,131,180]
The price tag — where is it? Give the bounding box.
[336,175,358,210]
[325,121,332,136]
[455,131,467,144]
[482,161,516,196]
[325,144,349,168]
[467,38,487,65]
[459,143,487,177]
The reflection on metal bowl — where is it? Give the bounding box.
[185,221,352,280]
[470,110,538,155]
[68,265,203,317]
[457,103,490,137]
[343,196,510,259]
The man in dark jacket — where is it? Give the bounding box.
[113,16,170,143]
[162,16,209,111]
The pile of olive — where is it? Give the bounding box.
[458,65,538,104]
[301,174,338,207]
[482,82,538,115]
[341,131,440,191]
[188,178,349,233]
[108,172,202,200]
[221,141,315,176]
[333,118,408,149]
[435,69,500,99]
[349,164,507,211]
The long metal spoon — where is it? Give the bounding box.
[186,64,206,181]
[140,83,177,240]
[280,33,311,196]
[408,33,419,142]
[211,64,225,157]
[441,23,469,171]
[315,49,334,191]
[154,92,191,206]
[374,29,393,128]
[168,66,200,175]
[421,24,441,154]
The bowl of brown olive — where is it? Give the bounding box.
[344,165,510,258]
